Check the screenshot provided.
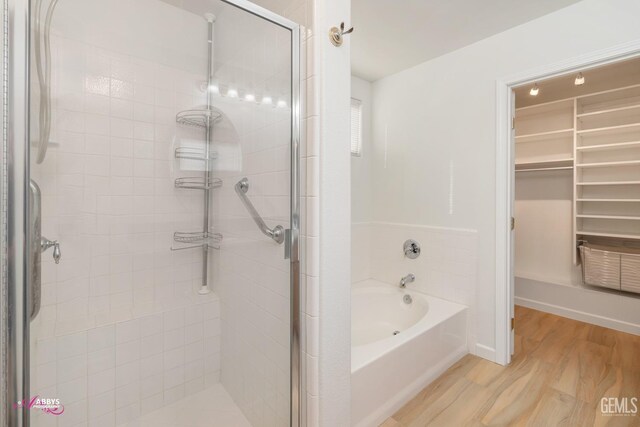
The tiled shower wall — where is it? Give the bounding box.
[30,1,223,425]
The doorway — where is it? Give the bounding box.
[496,45,640,365]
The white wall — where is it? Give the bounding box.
[368,0,640,358]
[315,0,352,423]
[514,172,581,286]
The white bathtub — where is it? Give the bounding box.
[351,279,468,427]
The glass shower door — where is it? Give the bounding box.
[19,0,301,426]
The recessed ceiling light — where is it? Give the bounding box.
[575,72,585,86]
[529,83,539,96]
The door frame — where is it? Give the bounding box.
[4,0,303,426]
[494,40,640,366]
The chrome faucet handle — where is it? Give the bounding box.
[403,239,421,259]
[41,237,61,264]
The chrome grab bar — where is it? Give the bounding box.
[234,177,284,244]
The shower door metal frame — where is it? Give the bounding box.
[3,0,303,425]
[5,0,31,425]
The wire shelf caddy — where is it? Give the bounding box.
[175,146,218,161]
[174,177,223,190]
[171,231,223,251]
[176,108,223,128]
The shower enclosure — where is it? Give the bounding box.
[4,0,301,425]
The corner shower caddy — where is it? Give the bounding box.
[171,14,221,295]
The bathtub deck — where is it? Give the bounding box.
[382,305,640,426]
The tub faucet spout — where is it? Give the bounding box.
[399,273,415,288]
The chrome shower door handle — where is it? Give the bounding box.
[29,180,62,321]
[41,237,61,264]
[29,180,42,320]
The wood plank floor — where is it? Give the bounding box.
[382,306,640,426]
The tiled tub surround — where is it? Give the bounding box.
[29,1,225,425]
[351,222,479,354]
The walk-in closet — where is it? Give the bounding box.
[513,57,640,332]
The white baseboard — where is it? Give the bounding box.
[473,343,497,362]
[515,276,640,336]
[515,296,640,335]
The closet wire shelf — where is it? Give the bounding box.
[174,177,223,190]
[175,146,218,161]
[171,231,223,251]
[176,108,223,128]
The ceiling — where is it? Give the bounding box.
[158,0,289,19]
[514,57,640,108]
[157,0,224,15]
[352,0,581,82]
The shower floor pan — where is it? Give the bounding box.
[119,384,250,427]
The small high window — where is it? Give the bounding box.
[350,98,363,156]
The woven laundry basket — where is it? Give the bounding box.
[621,252,640,294]
[580,243,640,294]
[579,244,621,290]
